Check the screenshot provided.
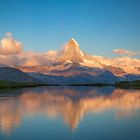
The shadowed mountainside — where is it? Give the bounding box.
[0,67,44,88]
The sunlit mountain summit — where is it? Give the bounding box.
[60,38,84,63]
[58,38,103,68]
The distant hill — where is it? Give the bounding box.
[0,67,42,84]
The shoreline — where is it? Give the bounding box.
[0,80,140,90]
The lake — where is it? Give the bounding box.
[0,86,140,140]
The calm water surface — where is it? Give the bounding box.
[0,86,140,140]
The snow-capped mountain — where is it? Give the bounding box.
[57,38,104,68]
[19,38,123,74]
[16,38,140,85]
[60,38,84,64]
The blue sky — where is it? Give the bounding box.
[0,0,140,57]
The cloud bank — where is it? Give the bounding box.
[113,49,140,57]
[0,33,60,66]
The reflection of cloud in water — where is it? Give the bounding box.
[0,87,140,132]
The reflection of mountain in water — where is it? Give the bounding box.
[0,87,140,133]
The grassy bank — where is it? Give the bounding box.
[115,80,140,89]
[67,83,111,86]
[1,80,140,89]
[0,80,45,89]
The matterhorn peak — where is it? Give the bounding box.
[66,38,80,49]
[69,38,78,44]
[60,38,84,63]
[70,38,76,42]
[71,38,75,41]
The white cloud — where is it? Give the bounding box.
[93,55,140,74]
[113,49,139,56]
[0,33,60,66]
[0,32,23,55]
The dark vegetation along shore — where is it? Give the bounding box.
[67,83,110,86]
[0,80,140,90]
[65,81,140,89]
[0,80,46,89]
[115,80,140,89]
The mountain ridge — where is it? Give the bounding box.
[1,38,139,86]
